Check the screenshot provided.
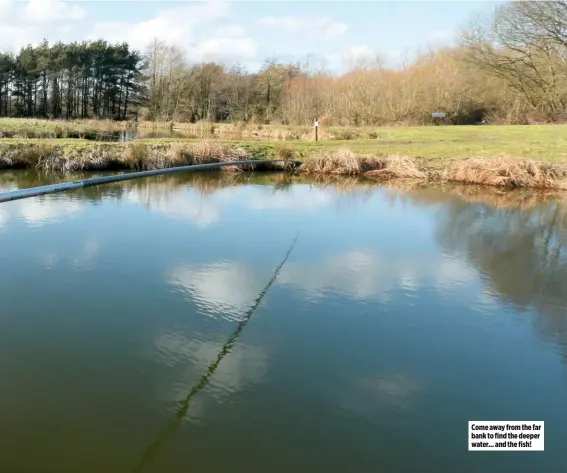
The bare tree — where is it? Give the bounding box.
[461,1,567,120]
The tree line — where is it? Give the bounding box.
[0,1,565,125]
[0,40,143,120]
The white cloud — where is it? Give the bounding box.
[19,198,83,227]
[428,29,451,40]
[0,0,257,63]
[0,0,11,14]
[72,237,101,270]
[155,332,268,395]
[277,249,478,301]
[0,178,85,233]
[153,331,268,422]
[126,183,222,228]
[425,29,455,49]
[259,15,348,40]
[325,44,381,70]
[348,45,377,61]
[87,0,259,62]
[125,180,370,227]
[41,253,59,269]
[24,0,87,23]
[215,25,247,38]
[36,236,101,270]
[0,196,84,228]
[166,248,479,324]
[0,0,85,50]
[167,261,266,322]
[189,36,258,62]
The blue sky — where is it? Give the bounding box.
[0,1,506,71]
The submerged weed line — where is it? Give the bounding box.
[131,233,299,472]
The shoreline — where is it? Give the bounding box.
[1,140,566,190]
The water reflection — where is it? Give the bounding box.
[82,128,197,142]
[341,374,422,415]
[132,234,297,472]
[165,250,478,315]
[386,184,567,358]
[278,250,477,301]
[0,171,375,216]
[155,332,268,396]
[71,238,101,270]
[439,197,567,347]
[168,262,267,321]
[127,183,224,227]
[2,170,567,473]
[0,194,84,228]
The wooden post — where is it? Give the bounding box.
[314,119,319,141]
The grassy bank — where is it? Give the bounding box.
[1,138,566,189]
[0,118,129,139]
[3,118,567,149]
[141,121,567,146]
[0,140,262,173]
[129,124,567,164]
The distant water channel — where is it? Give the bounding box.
[91,128,193,142]
[91,127,266,141]
[0,171,566,473]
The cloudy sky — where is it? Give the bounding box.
[0,0,504,70]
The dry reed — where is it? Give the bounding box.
[299,148,426,180]
[299,148,378,175]
[443,156,566,189]
[365,155,427,180]
[2,140,567,190]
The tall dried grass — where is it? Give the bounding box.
[444,156,566,189]
[135,120,383,141]
[0,140,260,173]
[1,140,566,190]
[299,149,377,174]
[0,118,127,140]
[300,148,426,180]
[298,149,566,189]
[365,155,427,180]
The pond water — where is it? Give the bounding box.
[91,128,265,142]
[0,171,566,473]
[91,129,195,142]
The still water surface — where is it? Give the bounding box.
[1,171,566,473]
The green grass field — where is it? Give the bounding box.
[2,124,564,162]
[233,125,567,164]
[1,119,566,163]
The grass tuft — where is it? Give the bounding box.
[365,155,427,180]
[300,148,371,175]
[444,156,566,189]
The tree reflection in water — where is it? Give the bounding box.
[391,184,567,362]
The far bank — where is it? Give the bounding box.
[0,138,566,190]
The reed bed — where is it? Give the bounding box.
[137,120,381,141]
[300,149,567,189]
[0,118,127,139]
[1,139,566,190]
[443,156,565,189]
